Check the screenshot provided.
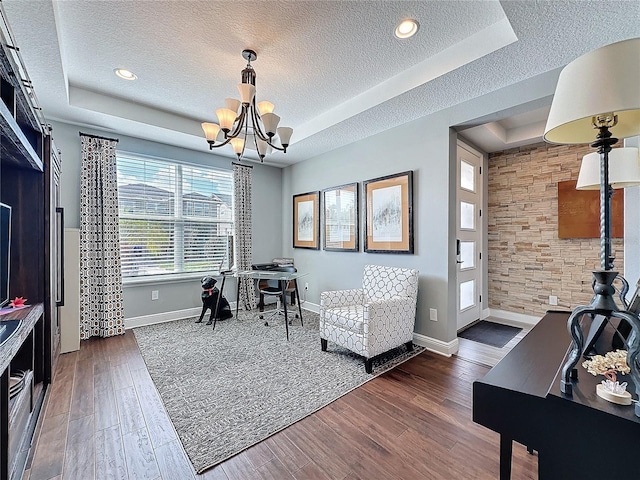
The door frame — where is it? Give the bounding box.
[455,139,487,331]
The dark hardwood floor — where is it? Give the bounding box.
[24,331,537,479]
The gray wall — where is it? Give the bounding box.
[50,120,283,319]
[282,69,562,344]
[624,136,640,297]
[49,68,638,335]
[50,70,638,338]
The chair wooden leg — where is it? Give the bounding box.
[364,358,373,374]
[321,338,327,351]
[405,340,414,352]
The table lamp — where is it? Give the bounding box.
[543,37,640,414]
[577,147,640,191]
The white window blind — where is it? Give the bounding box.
[116,154,233,278]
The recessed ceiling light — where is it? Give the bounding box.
[395,19,419,39]
[114,68,137,80]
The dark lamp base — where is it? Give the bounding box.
[560,271,640,417]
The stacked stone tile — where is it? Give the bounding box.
[488,142,624,317]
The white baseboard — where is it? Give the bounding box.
[481,308,491,320]
[413,333,459,357]
[488,308,540,327]
[125,302,317,329]
[125,306,203,329]
[301,301,319,314]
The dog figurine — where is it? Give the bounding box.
[195,276,233,325]
[196,276,219,325]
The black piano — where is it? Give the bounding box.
[473,310,640,479]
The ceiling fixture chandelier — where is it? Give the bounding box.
[201,49,293,162]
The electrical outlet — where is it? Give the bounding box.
[549,295,558,306]
[151,290,159,301]
[430,308,437,321]
[305,282,309,290]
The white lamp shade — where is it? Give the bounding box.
[216,108,237,131]
[261,112,280,136]
[577,147,640,190]
[277,126,293,146]
[243,134,273,155]
[224,98,241,114]
[544,38,640,144]
[201,122,220,142]
[257,101,275,115]
[230,137,245,155]
[256,138,270,157]
[237,83,256,104]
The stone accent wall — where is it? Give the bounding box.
[488,142,624,317]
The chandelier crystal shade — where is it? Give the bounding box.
[201,49,293,162]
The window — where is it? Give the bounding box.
[116,153,233,278]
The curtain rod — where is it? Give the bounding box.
[79,131,119,143]
[232,161,253,169]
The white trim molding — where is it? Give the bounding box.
[125,303,318,329]
[302,301,320,314]
[413,333,459,357]
[481,308,491,320]
[488,308,541,326]
[125,306,203,329]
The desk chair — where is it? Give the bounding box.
[253,259,296,311]
[258,266,302,327]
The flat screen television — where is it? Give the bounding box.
[0,202,11,307]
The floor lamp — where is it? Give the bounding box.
[543,37,640,415]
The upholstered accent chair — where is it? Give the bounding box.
[319,264,419,373]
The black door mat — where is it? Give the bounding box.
[458,320,522,348]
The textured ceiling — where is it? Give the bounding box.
[460,106,552,153]
[2,1,639,165]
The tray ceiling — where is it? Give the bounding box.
[2,1,639,165]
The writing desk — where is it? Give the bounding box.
[213,270,307,340]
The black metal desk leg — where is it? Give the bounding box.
[293,279,303,326]
[499,436,512,480]
[235,276,241,317]
[281,279,289,341]
[213,275,226,332]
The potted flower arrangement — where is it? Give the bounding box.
[582,350,632,405]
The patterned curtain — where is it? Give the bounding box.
[233,163,256,310]
[79,133,125,339]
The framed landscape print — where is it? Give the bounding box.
[364,171,414,254]
[293,191,320,249]
[322,183,359,252]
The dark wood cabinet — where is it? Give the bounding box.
[0,10,58,479]
[44,135,62,382]
[1,306,45,480]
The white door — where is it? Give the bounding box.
[456,141,483,330]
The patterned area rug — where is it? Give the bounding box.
[133,308,424,474]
